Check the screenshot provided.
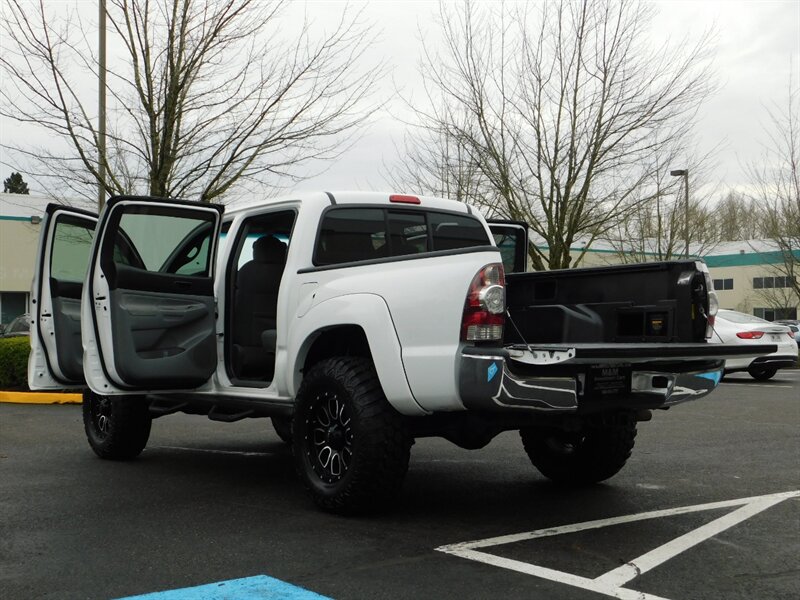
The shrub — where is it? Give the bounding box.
[0,336,31,390]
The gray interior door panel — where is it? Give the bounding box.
[51,296,84,381]
[109,289,216,388]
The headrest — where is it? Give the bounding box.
[253,235,286,264]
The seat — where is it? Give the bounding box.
[233,236,287,380]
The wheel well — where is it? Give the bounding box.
[302,325,372,374]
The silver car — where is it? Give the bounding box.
[712,310,799,380]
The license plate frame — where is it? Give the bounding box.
[586,364,632,398]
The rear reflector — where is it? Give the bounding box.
[389,194,421,204]
[736,331,764,339]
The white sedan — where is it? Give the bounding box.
[712,309,799,380]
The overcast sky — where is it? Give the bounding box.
[288,0,800,199]
[1,0,798,201]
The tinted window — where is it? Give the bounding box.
[430,213,490,251]
[315,208,490,266]
[51,217,94,282]
[110,206,216,277]
[316,209,385,265]
[387,211,428,256]
[173,233,211,275]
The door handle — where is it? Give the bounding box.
[174,281,191,290]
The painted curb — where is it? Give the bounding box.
[0,390,82,404]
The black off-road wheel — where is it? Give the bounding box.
[748,366,777,381]
[271,416,293,444]
[520,412,637,485]
[292,357,412,514]
[82,390,152,460]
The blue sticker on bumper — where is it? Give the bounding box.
[697,371,722,385]
[487,362,499,382]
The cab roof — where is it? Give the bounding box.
[223,190,473,218]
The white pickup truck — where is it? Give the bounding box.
[28,192,771,513]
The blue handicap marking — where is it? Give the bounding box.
[697,370,723,385]
[487,362,499,382]
[115,575,331,600]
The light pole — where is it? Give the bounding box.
[98,0,107,210]
[670,169,689,258]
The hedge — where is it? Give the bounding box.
[0,336,30,390]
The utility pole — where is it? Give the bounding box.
[98,0,107,210]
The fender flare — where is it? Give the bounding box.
[287,293,427,416]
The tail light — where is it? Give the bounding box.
[788,332,796,341]
[736,331,764,339]
[700,267,718,338]
[461,263,505,342]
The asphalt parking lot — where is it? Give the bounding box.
[1,371,798,600]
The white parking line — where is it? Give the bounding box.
[436,490,800,600]
[719,383,793,388]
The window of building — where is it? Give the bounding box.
[0,292,28,326]
[753,275,796,289]
[712,278,733,291]
[754,307,798,321]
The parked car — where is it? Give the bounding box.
[712,310,798,380]
[0,313,30,338]
[774,319,800,347]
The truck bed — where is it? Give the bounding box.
[504,260,712,345]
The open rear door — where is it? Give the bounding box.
[487,220,529,273]
[81,196,223,395]
[28,205,98,390]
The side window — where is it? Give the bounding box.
[173,233,211,275]
[230,211,295,270]
[430,213,490,251]
[488,222,528,273]
[50,217,95,282]
[316,208,385,265]
[110,207,216,277]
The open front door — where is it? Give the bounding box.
[487,220,529,273]
[29,205,98,390]
[81,196,223,395]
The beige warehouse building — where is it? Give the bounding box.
[0,193,45,323]
[0,193,95,325]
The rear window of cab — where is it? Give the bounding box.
[314,207,491,266]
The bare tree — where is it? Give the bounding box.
[603,143,725,263]
[748,85,800,302]
[0,0,381,203]
[395,0,714,270]
[715,190,768,241]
